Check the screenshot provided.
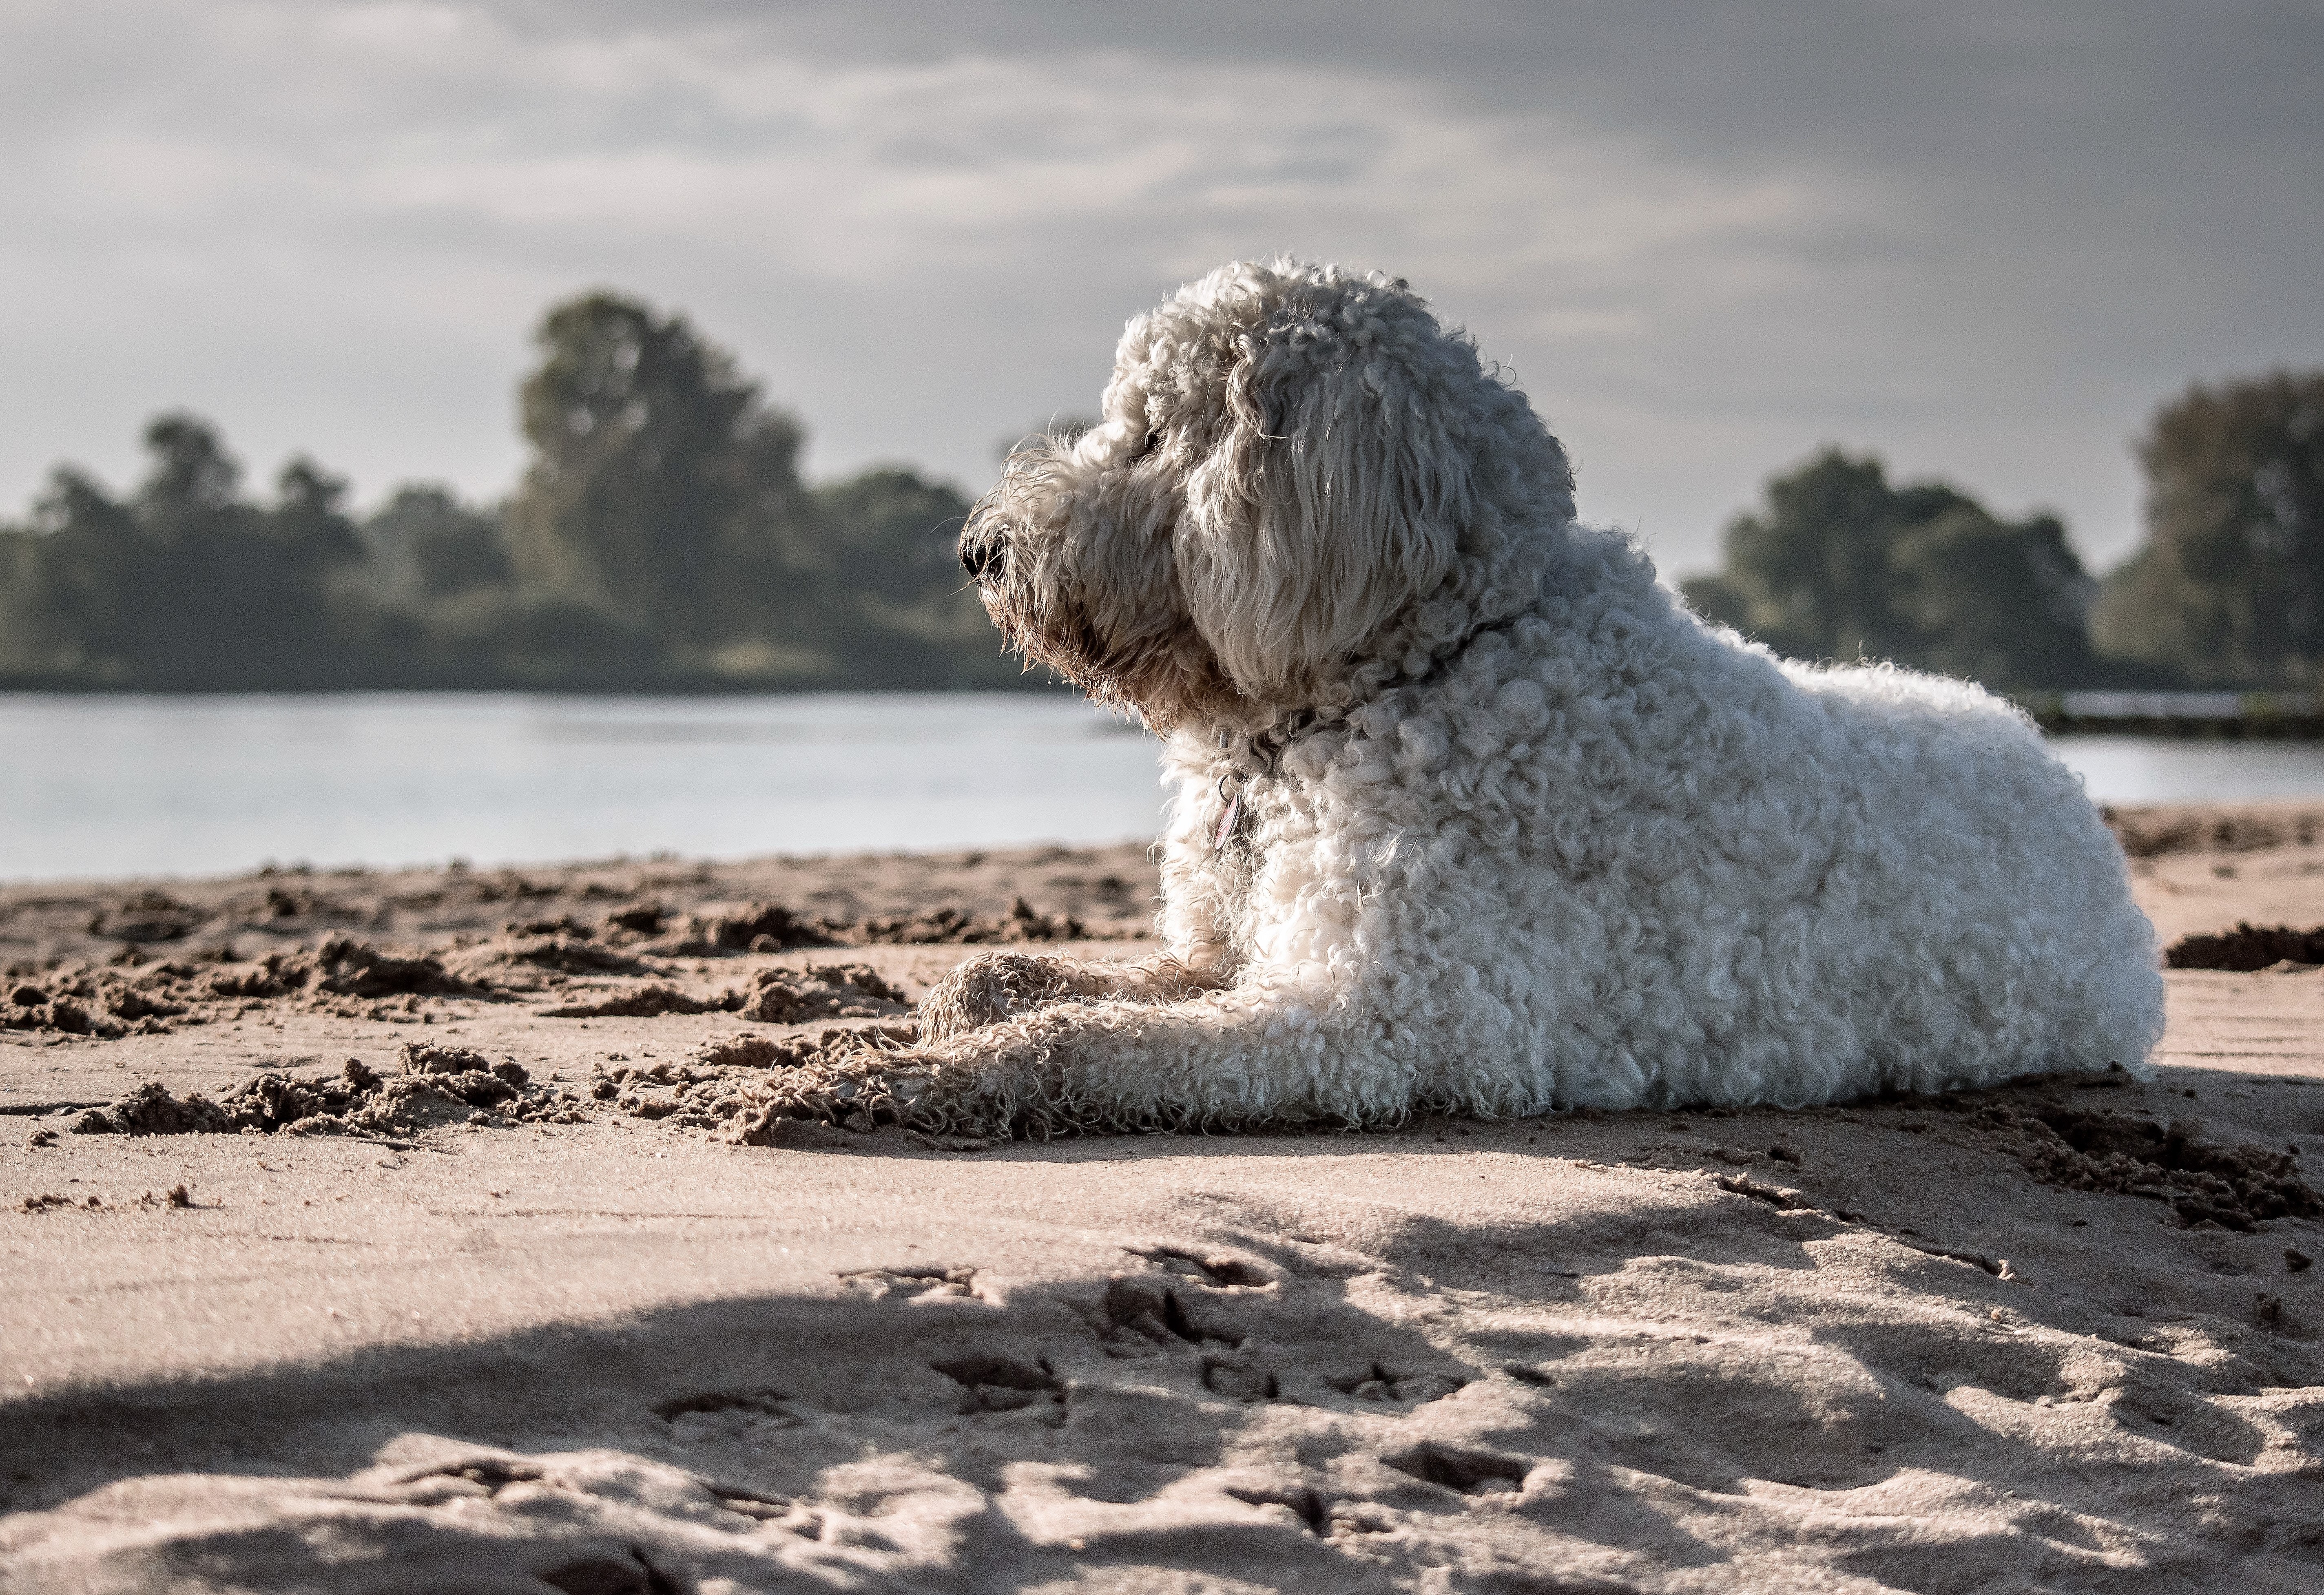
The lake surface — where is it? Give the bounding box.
[6,694,2324,883]
[0,693,1165,882]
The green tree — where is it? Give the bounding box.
[346,481,665,689]
[502,292,815,651]
[359,485,512,604]
[0,468,142,681]
[812,468,1023,688]
[819,468,971,611]
[1686,451,1924,661]
[1682,449,2103,690]
[130,428,366,686]
[1887,507,2096,688]
[0,417,373,688]
[2089,371,2324,686]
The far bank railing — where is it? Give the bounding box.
[2021,692,2324,739]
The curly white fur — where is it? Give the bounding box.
[758,259,2163,1138]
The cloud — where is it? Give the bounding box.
[0,0,2317,573]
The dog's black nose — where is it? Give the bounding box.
[961,538,1005,579]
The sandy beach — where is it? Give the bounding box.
[3,807,2322,1592]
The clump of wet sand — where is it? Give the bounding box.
[0,841,1158,973]
[67,1042,586,1141]
[735,963,911,1024]
[2165,922,2324,972]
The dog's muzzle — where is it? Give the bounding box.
[959,533,1007,580]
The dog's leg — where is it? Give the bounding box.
[917,951,1220,1042]
[735,979,1392,1139]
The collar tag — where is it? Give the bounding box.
[1212,790,1244,851]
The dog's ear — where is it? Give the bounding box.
[1178,332,1470,700]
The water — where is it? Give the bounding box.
[5,695,2324,883]
[2046,736,2324,807]
[0,693,1168,883]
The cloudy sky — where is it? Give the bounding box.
[3,0,2318,576]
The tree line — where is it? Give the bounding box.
[1,287,2316,695]
[0,294,1022,691]
[1684,370,2324,692]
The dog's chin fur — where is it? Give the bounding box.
[757,256,2165,1138]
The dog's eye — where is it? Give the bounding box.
[1131,429,1162,462]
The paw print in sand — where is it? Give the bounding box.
[934,1355,1065,1427]
[1132,1245,1275,1288]
[1090,1268,1282,1400]
[1328,1363,1467,1406]
[839,1264,978,1300]
[1200,1353,1278,1402]
[1094,1273,1245,1360]
[1381,1442,1530,1496]
[652,1389,803,1445]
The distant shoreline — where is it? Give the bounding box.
[4,678,2317,728]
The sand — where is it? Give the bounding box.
[2,812,2322,1592]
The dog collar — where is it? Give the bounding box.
[1204,604,1543,853]
[1211,716,1309,854]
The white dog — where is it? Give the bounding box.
[761,259,2162,1137]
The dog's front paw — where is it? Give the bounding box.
[919,950,1094,1041]
[725,1037,994,1141]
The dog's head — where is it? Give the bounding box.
[963,259,1573,730]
